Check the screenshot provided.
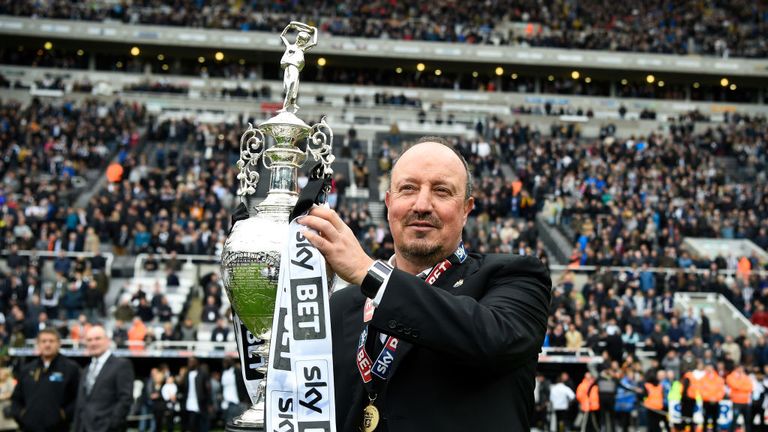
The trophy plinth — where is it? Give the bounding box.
[223,21,333,432]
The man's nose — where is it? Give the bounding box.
[411,187,433,213]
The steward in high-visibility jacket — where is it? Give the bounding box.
[700,368,726,403]
[642,369,671,432]
[683,369,704,400]
[700,365,725,429]
[726,367,754,405]
[644,382,664,411]
[577,373,600,412]
[667,380,682,404]
[667,379,683,426]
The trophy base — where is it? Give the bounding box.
[226,405,265,432]
[226,422,265,432]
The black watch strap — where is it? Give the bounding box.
[361,260,394,299]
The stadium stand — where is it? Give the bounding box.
[2,0,766,57]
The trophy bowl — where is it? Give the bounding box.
[222,216,284,342]
[221,214,287,431]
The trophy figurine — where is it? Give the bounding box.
[221,21,334,431]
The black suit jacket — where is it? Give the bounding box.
[330,253,551,432]
[178,368,211,414]
[73,355,135,432]
[11,354,81,432]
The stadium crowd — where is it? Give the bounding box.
[1,0,766,58]
[2,97,766,332]
[0,94,766,430]
[0,97,148,362]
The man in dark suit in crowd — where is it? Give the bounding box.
[11,328,81,432]
[300,137,552,432]
[73,325,135,432]
[178,356,212,432]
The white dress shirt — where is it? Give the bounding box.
[550,383,576,411]
[186,370,200,413]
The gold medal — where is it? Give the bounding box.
[361,394,380,432]
[362,403,380,432]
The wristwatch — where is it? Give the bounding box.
[361,260,394,299]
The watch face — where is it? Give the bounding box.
[373,261,392,275]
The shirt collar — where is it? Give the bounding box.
[93,350,112,365]
[387,255,432,279]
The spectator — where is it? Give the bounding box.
[200,296,219,323]
[112,319,129,348]
[565,325,584,349]
[158,322,177,342]
[549,372,575,431]
[179,318,197,341]
[352,153,368,188]
[136,298,154,322]
[221,358,248,426]
[727,365,753,432]
[700,364,725,430]
[74,325,134,432]
[114,297,134,322]
[178,357,211,432]
[210,319,229,344]
[576,371,600,431]
[161,374,179,432]
[723,335,742,365]
[0,367,16,431]
[11,328,81,432]
[127,317,148,351]
[156,296,174,323]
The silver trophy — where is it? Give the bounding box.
[221,21,334,431]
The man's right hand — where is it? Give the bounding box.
[299,206,374,286]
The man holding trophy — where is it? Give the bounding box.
[222,21,551,432]
[301,137,552,432]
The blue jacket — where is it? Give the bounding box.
[615,377,637,412]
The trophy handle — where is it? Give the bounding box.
[307,116,335,189]
[237,123,266,196]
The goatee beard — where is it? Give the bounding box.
[399,241,445,268]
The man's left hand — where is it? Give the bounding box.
[298,206,374,285]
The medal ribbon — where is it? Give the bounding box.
[356,242,467,386]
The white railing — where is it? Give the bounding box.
[10,339,237,359]
[549,263,768,277]
[539,347,602,364]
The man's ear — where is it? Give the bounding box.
[463,197,475,224]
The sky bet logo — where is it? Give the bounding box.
[372,337,398,380]
[239,320,265,381]
[271,361,332,432]
[290,231,327,340]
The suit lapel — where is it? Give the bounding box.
[385,255,480,379]
[434,254,480,293]
[88,355,113,398]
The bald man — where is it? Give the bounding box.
[73,325,135,432]
[300,136,551,432]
